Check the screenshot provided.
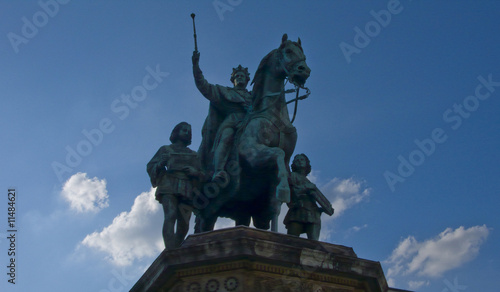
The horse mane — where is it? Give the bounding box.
[251,48,278,110]
[251,40,304,110]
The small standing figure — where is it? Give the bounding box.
[284,154,334,240]
[147,122,201,250]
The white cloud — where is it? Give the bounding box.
[306,169,320,184]
[345,224,368,237]
[80,188,163,266]
[320,177,371,218]
[61,172,109,213]
[78,176,371,266]
[386,225,489,280]
[408,280,429,290]
[318,177,370,241]
[387,277,396,287]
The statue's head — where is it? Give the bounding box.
[278,34,310,87]
[230,65,250,88]
[291,153,311,175]
[170,122,192,145]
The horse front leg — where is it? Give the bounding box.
[270,201,281,232]
[239,141,290,233]
[240,139,290,201]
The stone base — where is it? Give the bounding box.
[130,226,411,292]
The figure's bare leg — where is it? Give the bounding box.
[287,222,303,236]
[175,204,192,247]
[306,222,321,241]
[161,195,177,250]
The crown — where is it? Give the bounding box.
[230,65,250,83]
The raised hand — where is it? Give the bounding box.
[192,51,200,66]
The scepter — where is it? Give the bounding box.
[191,13,198,52]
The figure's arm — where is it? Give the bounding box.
[146,146,170,187]
[289,173,306,208]
[192,51,221,102]
[181,150,209,182]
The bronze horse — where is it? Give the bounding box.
[195,34,311,232]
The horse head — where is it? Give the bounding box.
[278,34,311,87]
[251,34,311,110]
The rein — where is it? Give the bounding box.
[276,47,310,123]
[249,84,309,124]
[288,85,310,123]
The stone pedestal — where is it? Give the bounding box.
[131,226,411,292]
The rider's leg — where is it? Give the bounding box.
[213,127,234,181]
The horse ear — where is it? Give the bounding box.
[298,37,301,46]
[282,34,288,44]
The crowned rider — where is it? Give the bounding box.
[192,51,252,182]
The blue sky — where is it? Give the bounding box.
[1,1,499,291]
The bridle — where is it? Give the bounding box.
[277,44,310,123]
[249,43,310,123]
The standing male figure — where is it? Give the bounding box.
[284,154,334,240]
[192,51,252,182]
[147,122,201,249]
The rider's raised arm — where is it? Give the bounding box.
[192,51,222,103]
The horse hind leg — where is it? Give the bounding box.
[256,196,282,232]
[194,215,217,233]
[252,215,270,230]
[234,215,251,227]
